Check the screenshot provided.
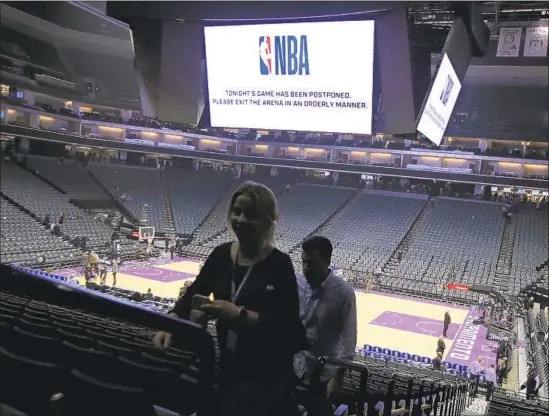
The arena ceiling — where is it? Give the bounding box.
[108,1,548,24]
[108,1,548,50]
[409,1,549,27]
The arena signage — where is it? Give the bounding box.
[448,314,481,362]
[406,165,473,174]
[204,21,375,134]
[486,324,516,342]
[416,54,462,146]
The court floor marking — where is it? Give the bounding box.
[66,260,493,363]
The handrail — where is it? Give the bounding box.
[311,357,369,416]
[310,355,471,416]
[0,264,217,415]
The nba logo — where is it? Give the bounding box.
[440,75,454,106]
[259,36,272,75]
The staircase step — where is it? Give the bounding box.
[381,199,431,277]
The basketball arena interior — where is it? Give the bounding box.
[0,2,548,416]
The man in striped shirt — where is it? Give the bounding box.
[294,236,357,416]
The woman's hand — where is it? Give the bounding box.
[190,309,209,328]
[152,331,172,349]
[200,300,240,320]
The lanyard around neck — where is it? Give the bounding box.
[231,251,254,304]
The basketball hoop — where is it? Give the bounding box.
[138,226,156,242]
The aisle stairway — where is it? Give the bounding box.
[292,189,360,247]
[382,199,433,278]
[288,188,361,265]
[494,217,518,294]
[460,398,488,416]
[159,170,176,235]
[191,181,240,245]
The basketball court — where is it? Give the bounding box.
[55,257,497,366]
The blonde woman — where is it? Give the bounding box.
[153,181,308,416]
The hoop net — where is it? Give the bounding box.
[138,226,156,242]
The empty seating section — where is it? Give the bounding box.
[4,156,549,414]
[510,206,549,296]
[188,181,240,247]
[0,162,136,256]
[208,184,355,253]
[188,176,289,253]
[272,184,355,253]
[311,191,426,275]
[165,169,232,235]
[26,156,108,199]
[536,307,549,334]
[527,308,549,395]
[487,389,549,416]
[396,199,505,290]
[309,356,471,416]
[1,284,473,416]
[0,289,213,416]
[1,198,81,267]
[89,164,165,231]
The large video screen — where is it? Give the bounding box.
[204,21,375,134]
[416,53,462,146]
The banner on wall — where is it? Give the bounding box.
[496,27,522,57]
[523,27,548,57]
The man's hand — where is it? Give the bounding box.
[152,312,179,349]
[200,300,240,320]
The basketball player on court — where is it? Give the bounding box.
[111,258,119,286]
[443,311,451,338]
[436,335,446,356]
[98,258,108,285]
